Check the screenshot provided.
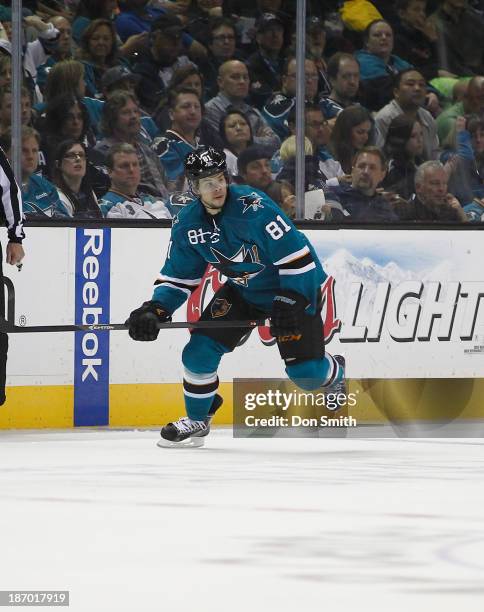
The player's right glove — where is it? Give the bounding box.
[126,301,171,341]
[270,290,309,337]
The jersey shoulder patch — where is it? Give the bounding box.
[169,191,197,208]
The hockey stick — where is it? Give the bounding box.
[0,318,267,334]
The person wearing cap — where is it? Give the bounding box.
[305,16,326,60]
[287,16,331,97]
[246,13,285,109]
[101,65,140,97]
[98,65,160,140]
[230,0,292,53]
[204,60,280,152]
[306,16,331,96]
[99,65,148,113]
[131,13,196,114]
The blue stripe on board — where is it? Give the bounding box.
[74,228,111,426]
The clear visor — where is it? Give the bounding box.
[197,173,227,193]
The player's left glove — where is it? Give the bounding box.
[270,290,309,337]
[126,301,171,341]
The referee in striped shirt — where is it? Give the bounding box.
[0,145,25,405]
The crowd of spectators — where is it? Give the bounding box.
[0,0,484,223]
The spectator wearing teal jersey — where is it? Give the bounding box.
[100,143,173,219]
[152,87,205,192]
[0,127,68,218]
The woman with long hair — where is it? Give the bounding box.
[43,60,105,134]
[44,59,86,102]
[219,107,253,176]
[52,139,102,218]
[78,18,124,96]
[329,105,374,174]
[383,114,424,199]
[41,94,110,197]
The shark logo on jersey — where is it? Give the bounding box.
[209,244,265,287]
[239,193,264,214]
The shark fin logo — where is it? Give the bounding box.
[239,193,264,214]
[209,244,265,287]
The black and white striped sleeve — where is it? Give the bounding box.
[0,147,24,243]
[273,246,316,276]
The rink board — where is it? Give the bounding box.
[1,225,484,428]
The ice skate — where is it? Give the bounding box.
[157,394,223,448]
[323,355,347,411]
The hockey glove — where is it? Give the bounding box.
[270,290,309,337]
[126,301,171,341]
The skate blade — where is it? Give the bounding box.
[156,436,205,449]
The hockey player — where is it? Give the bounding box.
[126,147,345,447]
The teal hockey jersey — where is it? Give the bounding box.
[152,184,326,314]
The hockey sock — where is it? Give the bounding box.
[182,334,229,420]
[183,368,219,421]
[285,355,343,391]
[320,354,344,388]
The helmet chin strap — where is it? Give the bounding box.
[203,203,222,215]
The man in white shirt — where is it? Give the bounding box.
[374,68,440,160]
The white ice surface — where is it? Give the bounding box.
[1,429,484,612]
